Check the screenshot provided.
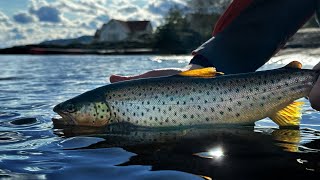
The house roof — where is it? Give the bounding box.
[113,19,151,32]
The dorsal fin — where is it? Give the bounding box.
[178,67,224,78]
[283,61,302,69]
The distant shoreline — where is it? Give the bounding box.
[0,46,158,55]
[1,28,320,55]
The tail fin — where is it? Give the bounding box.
[269,102,304,127]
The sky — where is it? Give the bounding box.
[0,0,188,48]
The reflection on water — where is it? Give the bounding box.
[0,55,320,179]
[55,124,320,179]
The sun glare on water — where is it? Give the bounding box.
[195,147,225,159]
[208,147,224,158]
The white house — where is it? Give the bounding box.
[94,19,153,43]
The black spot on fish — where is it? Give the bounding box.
[204,100,208,104]
[101,116,104,119]
[220,111,224,115]
[262,96,266,100]
[172,120,176,123]
[141,112,144,116]
[191,115,194,119]
[197,105,201,110]
[216,87,219,91]
[237,101,242,106]
[177,101,180,105]
[236,113,240,117]
[93,114,96,117]
[260,103,264,107]
[220,98,224,102]
[206,118,210,122]
[183,114,187,118]
[133,113,136,116]
[211,108,215,112]
[278,97,282,100]
[174,112,177,116]
[170,97,174,101]
[212,98,216,102]
[155,117,158,121]
[228,107,232,112]
[250,103,254,107]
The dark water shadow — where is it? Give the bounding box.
[53,124,320,180]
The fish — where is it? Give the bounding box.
[53,61,319,128]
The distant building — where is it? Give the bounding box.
[94,19,153,43]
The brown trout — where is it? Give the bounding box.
[53,61,319,127]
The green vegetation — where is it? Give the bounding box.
[153,8,202,54]
[153,6,223,54]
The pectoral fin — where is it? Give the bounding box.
[269,102,304,127]
[179,67,224,78]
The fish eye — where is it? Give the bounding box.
[65,103,76,113]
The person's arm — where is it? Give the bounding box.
[109,64,203,83]
[309,62,320,111]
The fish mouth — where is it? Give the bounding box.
[53,107,77,126]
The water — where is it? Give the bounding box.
[0,54,320,179]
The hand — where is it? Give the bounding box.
[309,62,320,111]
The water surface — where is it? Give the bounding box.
[0,55,320,179]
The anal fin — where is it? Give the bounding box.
[269,102,304,127]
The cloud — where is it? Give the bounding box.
[13,12,36,24]
[118,5,139,14]
[0,0,204,48]
[30,5,62,23]
[0,11,13,27]
[146,0,188,15]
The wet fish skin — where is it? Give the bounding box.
[53,68,319,127]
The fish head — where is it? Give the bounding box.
[53,89,111,127]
